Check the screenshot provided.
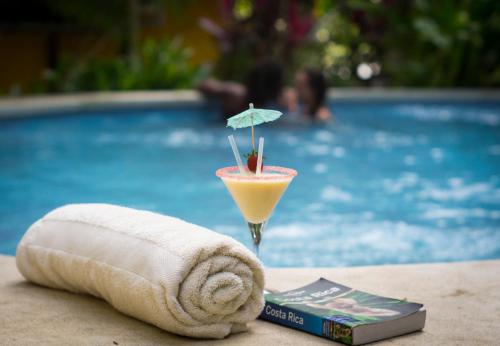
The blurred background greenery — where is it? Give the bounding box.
[0,0,498,95]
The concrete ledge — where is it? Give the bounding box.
[1,255,499,345]
[0,90,204,118]
[327,88,500,101]
[1,88,499,118]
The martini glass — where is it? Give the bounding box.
[216,166,297,257]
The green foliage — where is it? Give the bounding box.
[31,0,500,90]
[307,0,500,87]
[296,10,364,87]
[210,0,499,87]
[234,0,253,20]
[38,38,208,92]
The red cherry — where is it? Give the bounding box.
[247,153,263,173]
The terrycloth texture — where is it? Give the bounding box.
[16,204,265,339]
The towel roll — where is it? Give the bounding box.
[16,204,265,339]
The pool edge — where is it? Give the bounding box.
[1,88,499,118]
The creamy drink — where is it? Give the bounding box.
[216,166,297,255]
[219,169,294,223]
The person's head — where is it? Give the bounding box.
[294,68,327,116]
[245,60,283,108]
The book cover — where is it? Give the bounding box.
[259,278,424,345]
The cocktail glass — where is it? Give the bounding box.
[216,166,297,257]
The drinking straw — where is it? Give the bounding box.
[228,135,246,174]
[256,137,264,176]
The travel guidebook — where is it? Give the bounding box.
[259,278,426,345]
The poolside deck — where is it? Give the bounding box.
[1,255,498,345]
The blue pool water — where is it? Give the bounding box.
[1,101,499,267]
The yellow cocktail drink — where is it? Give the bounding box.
[216,166,297,255]
[221,173,291,224]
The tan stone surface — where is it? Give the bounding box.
[1,255,499,345]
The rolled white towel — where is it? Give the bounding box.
[16,204,265,339]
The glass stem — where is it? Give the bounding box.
[247,221,265,258]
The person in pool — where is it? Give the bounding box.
[285,68,333,123]
[199,63,332,123]
[198,59,286,119]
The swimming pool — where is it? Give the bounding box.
[1,99,499,267]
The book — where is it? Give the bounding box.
[259,278,426,345]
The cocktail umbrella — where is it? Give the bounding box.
[227,103,282,151]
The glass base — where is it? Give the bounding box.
[247,221,266,258]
